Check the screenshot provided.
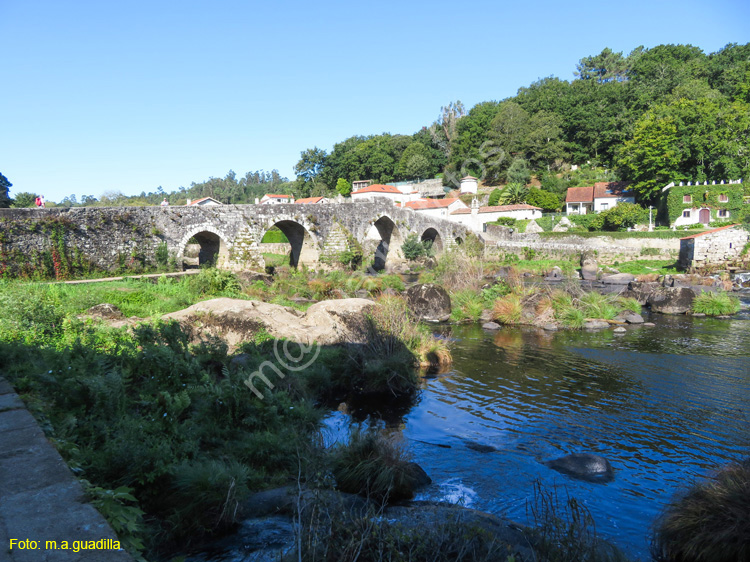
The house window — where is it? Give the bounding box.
[600,203,608,210]
[718,209,729,218]
[682,210,691,218]
[683,195,692,203]
[719,194,728,202]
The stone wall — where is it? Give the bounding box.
[482,226,680,261]
[0,201,471,274]
[679,226,749,270]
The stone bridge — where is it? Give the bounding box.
[0,200,472,272]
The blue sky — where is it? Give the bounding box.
[1,0,748,203]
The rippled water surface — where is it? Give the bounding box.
[328,301,750,560]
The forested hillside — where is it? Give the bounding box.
[10,42,749,209]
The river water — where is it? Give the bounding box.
[326,299,750,561]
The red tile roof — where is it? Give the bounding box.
[351,184,402,195]
[187,197,221,205]
[680,224,739,240]
[295,196,324,204]
[404,198,461,210]
[565,186,594,203]
[566,182,631,202]
[263,193,291,199]
[451,204,541,215]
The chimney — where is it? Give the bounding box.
[186,199,191,205]
[255,197,260,204]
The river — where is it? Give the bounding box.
[326,298,750,560]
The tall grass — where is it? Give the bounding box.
[652,459,750,562]
[692,292,741,316]
[579,292,619,320]
[493,293,522,324]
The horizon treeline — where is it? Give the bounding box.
[5,42,749,209]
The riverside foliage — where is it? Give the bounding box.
[0,270,446,559]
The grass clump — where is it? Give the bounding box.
[450,289,485,323]
[652,459,750,562]
[691,292,741,316]
[493,293,523,325]
[332,428,420,503]
[528,480,630,562]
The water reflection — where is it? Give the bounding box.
[332,300,750,561]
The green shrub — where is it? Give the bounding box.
[652,459,750,562]
[402,234,426,261]
[450,289,484,322]
[692,292,741,316]
[187,267,241,295]
[579,292,618,320]
[599,203,649,231]
[332,428,419,502]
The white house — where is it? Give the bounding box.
[186,197,222,206]
[450,202,542,232]
[565,182,634,215]
[350,184,419,204]
[459,176,478,194]
[260,194,294,204]
[403,197,467,218]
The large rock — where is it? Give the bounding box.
[623,281,660,305]
[544,266,565,281]
[648,287,696,315]
[162,297,376,350]
[623,313,644,324]
[583,320,609,330]
[525,219,544,234]
[405,283,451,322]
[545,453,615,483]
[580,252,598,281]
[84,303,123,319]
[601,273,636,285]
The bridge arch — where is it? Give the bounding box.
[262,219,320,268]
[178,226,231,269]
[365,214,404,271]
[420,227,444,254]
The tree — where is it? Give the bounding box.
[526,188,562,212]
[575,47,632,83]
[429,101,466,163]
[498,183,529,205]
[294,147,328,195]
[335,178,352,197]
[0,172,12,208]
[488,188,502,206]
[398,142,434,180]
[524,111,567,169]
[505,158,532,185]
[11,191,37,208]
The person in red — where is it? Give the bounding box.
[35,196,41,207]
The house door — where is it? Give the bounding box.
[699,208,710,225]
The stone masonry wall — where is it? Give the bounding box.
[0,201,470,273]
[682,227,749,269]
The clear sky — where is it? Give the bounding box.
[1,0,748,203]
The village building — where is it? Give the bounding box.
[351,180,373,192]
[450,201,542,232]
[387,178,446,198]
[350,183,419,204]
[459,176,478,194]
[186,197,222,206]
[661,180,744,227]
[565,182,634,215]
[678,224,748,270]
[403,197,467,218]
[294,196,329,204]
[259,194,294,204]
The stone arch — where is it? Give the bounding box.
[178,226,230,269]
[262,219,320,268]
[420,227,444,254]
[454,236,464,246]
[364,214,404,271]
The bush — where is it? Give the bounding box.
[652,459,750,562]
[402,234,426,261]
[599,203,649,231]
[493,293,522,324]
[332,428,419,502]
[692,292,741,316]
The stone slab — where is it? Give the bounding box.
[0,408,38,434]
[0,377,15,395]
[0,393,25,412]
[2,481,130,561]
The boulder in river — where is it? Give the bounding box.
[648,287,696,315]
[405,283,451,322]
[545,453,615,483]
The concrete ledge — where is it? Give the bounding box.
[0,377,132,561]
